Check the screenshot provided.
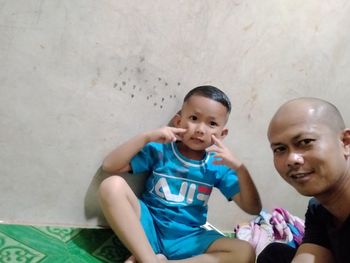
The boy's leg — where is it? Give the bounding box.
[193,237,256,263]
[98,176,160,263]
[205,237,255,262]
[165,234,255,263]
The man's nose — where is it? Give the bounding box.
[287,152,304,167]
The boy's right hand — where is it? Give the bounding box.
[146,126,187,144]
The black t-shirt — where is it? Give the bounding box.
[302,198,350,262]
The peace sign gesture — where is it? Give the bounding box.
[147,126,187,144]
[206,135,242,170]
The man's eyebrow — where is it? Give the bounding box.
[270,142,283,148]
[291,133,307,142]
[269,134,303,148]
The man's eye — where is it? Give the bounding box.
[273,147,286,154]
[299,139,314,146]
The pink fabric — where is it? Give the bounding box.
[234,208,305,255]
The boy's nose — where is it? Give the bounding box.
[195,123,205,134]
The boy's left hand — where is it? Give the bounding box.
[206,135,242,170]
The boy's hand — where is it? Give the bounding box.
[147,126,186,144]
[206,135,242,170]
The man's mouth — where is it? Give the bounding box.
[289,171,314,180]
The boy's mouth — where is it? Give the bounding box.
[191,137,204,143]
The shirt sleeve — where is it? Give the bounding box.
[215,167,240,201]
[130,142,158,174]
[302,198,331,249]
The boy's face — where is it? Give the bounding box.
[174,95,229,151]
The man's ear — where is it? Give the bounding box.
[341,128,350,156]
[220,128,229,139]
[169,111,181,127]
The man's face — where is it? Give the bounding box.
[267,104,348,197]
[176,95,228,151]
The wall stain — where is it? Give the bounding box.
[110,56,182,111]
[244,87,258,121]
[243,22,254,31]
[90,67,101,88]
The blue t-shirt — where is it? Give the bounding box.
[130,141,240,236]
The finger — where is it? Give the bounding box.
[174,134,183,141]
[211,134,223,147]
[167,132,178,142]
[170,127,186,141]
[161,131,177,142]
[170,127,187,134]
[206,145,220,153]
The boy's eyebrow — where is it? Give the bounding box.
[188,109,226,121]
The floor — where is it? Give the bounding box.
[0,224,235,262]
[0,224,130,263]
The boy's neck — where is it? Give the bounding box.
[176,141,206,160]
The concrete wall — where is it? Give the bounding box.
[1,0,349,230]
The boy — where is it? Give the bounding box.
[99,85,262,262]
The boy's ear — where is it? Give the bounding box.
[220,128,229,139]
[169,112,181,127]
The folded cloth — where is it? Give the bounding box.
[234,208,305,255]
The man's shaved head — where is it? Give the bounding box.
[269,97,345,135]
[267,96,350,199]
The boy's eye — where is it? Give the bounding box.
[189,115,197,121]
[210,121,218,127]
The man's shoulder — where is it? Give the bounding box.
[307,198,331,218]
[308,197,321,207]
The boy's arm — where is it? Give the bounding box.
[102,132,149,173]
[206,135,262,215]
[231,164,261,215]
[102,127,186,174]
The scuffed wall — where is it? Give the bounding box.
[1,0,349,230]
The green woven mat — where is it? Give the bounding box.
[0,224,130,263]
[0,224,235,262]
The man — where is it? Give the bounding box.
[258,97,350,262]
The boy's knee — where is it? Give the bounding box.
[208,238,255,262]
[230,240,255,263]
[98,176,127,200]
[239,241,256,262]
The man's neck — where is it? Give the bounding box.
[318,174,350,224]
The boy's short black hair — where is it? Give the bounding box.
[183,85,231,113]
